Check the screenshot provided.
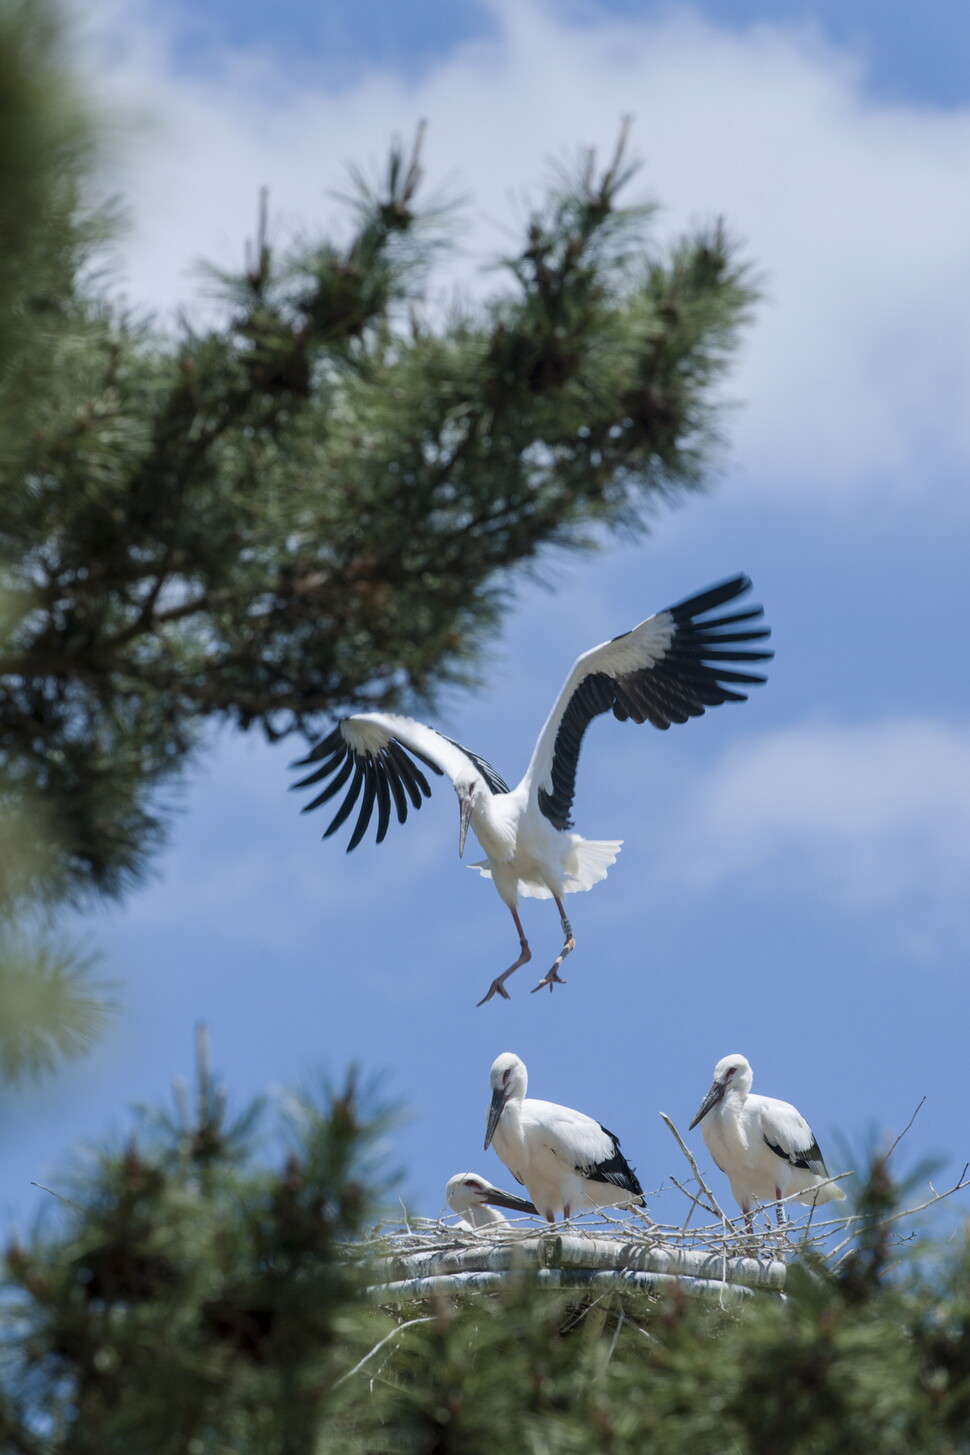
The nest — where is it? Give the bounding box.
[354,1201,792,1306]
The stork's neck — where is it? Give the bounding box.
[720,1081,749,1118]
[709,1081,757,1158]
[494,1096,529,1169]
[469,1203,506,1227]
[470,789,519,863]
[705,1087,752,1158]
[506,1063,528,1105]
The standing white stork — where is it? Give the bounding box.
[291,574,771,1005]
[689,1053,848,1229]
[483,1052,644,1222]
[445,1172,538,1229]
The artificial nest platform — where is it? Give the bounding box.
[357,1212,788,1306]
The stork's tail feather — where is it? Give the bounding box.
[467,838,622,899]
[811,1181,848,1205]
[561,838,622,893]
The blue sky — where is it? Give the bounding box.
[5,0,970,1237]
[147,0,970,106]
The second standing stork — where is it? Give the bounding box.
[292,575,771,1005]
[689,1053,848,1229]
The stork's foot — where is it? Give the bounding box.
[476,938,531,1007]
[476,976,513,1006]
[530,919,575,995]
[530,964,568,995]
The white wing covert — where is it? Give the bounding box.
[537,1105,644,1199]
[759,1100,830,1180]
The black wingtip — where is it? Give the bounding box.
[669,573,760,623]
[294,720,447,852]
[289,725,344,770]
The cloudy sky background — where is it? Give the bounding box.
[4,0,969,1232]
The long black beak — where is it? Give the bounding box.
[689,1079,724,1130]
[482,1184,537,1215]
[459,794,473,858]
[484,1088,507,1150]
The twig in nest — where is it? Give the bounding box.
[667,1173,722,1227]
[659,1112,736,1229]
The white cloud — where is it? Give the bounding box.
[69,0,970,513]
[668,717,970,945]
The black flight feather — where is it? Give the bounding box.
[323,757,365,839]
[346,760,378,851]
[763,1134,829,1179]
[300,752,354,813]
[373,756,393,842]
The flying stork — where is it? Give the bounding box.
[689,1053,848,1229]
[445,1171,538,1229]
[483,1052,644,1223]
[291,574,771,1005]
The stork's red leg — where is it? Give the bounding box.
[530,897,575,995]
[476,908,532,1006]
